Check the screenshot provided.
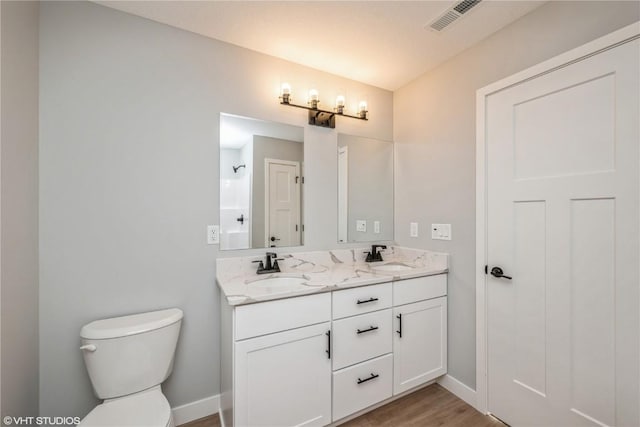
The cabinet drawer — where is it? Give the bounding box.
[333,282,392,319]
[393,274,446,306]
[332,353,393,421]
[332,309,392,370]
[235,293,331,340]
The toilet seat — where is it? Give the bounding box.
[79,386,173,427]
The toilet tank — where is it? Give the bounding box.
[80,308,183,400]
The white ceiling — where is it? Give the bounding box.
[95,1,545,91]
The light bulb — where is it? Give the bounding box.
[309,89,319,109]
[280,83,291,104]
[358,101,368,119]
[336,95,345,114]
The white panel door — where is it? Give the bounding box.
[486,39,639,426]
[393,297,447,395]
[265,159,300,247]
[235,322,332,427]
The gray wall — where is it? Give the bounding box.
[393,0,640,390]
[251,135,303,248]
[1,0,39,418]
[39,1,392,417]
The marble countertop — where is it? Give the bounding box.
[216,246,448,306]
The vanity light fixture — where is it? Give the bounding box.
[279,83,368,129]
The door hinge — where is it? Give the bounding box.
[296,224,298,232]
[484,265,488,274]
[295,176,305,184]
[295,176,299,184]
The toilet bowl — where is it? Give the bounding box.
[80,386,173,427]
[78,308,183,427]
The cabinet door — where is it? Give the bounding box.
[393,297,447,395]
[235,322,332,427]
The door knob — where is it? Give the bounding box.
[270,236,280,242]
[490,266,512,280]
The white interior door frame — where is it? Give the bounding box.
[475,22,640,414]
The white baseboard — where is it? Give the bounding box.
[437,374,478,410]
[172,394,219,426]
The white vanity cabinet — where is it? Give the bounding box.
[219,273,448,427]
[392,275,447,395]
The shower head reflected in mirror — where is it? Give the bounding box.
[232,164,246,174]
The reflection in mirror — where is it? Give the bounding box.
[337,134,393,243]
[220,113,304,250]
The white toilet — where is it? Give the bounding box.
[78,308,183,427]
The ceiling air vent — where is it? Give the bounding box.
[428,0,482,32]
[454,0,482,14]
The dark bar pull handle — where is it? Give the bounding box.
[356,326,379,335]
[356,297,379,305]
[357,373,379,385]
[325,330,331,359]
[396,313,402,338]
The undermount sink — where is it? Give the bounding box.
[372,263,414,272]
[246,275,310,294]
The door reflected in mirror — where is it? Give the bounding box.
[337,134,393,243]
[220,113,304,250]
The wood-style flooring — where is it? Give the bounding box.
[181,384,502,427]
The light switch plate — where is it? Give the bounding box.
[207,225,220,244]
[410,222,418,237]
[374,221,380,234]
[432,224,451,240]
[356,220,367,232]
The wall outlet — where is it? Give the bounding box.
[207,225,220,244]
[356,220,367,232]
[410,222,418,237]
[374,221,380,234]
[432,224,452,240]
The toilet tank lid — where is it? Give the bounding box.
[81,308,183,340]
